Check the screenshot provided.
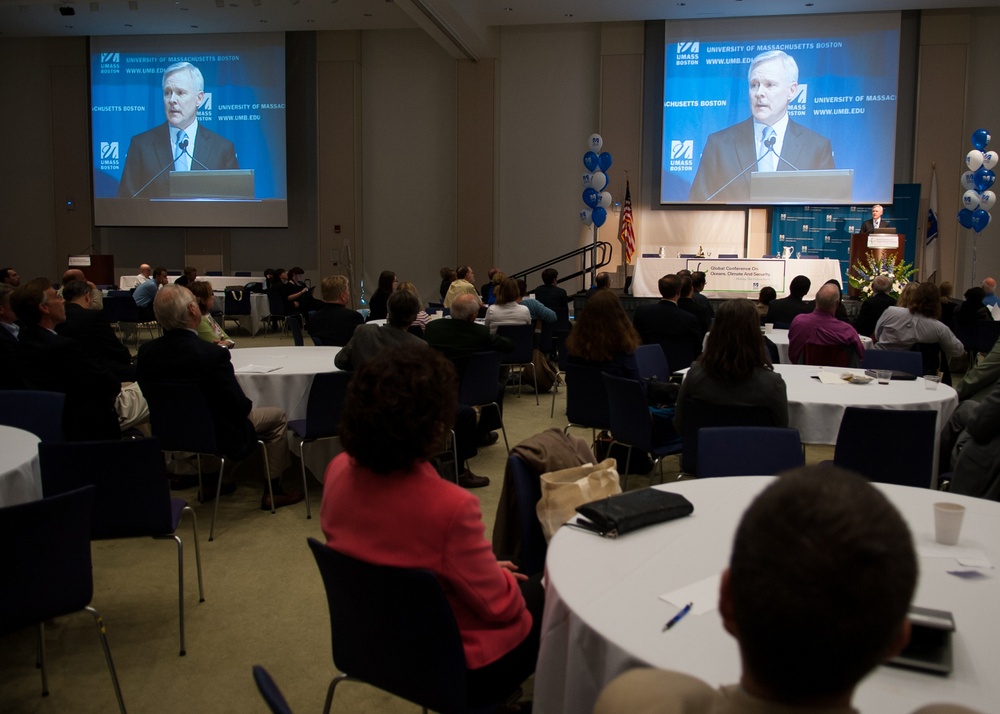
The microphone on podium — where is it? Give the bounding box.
[178,138,211,171]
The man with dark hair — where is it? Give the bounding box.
[1,268,20,287]
[764,274,813,325]
[133,267,169,321]
[444,265,478,308]
[690,271,714,317]
[677,274,711,338]
[307,274,364,346]
[595,466,972,714]
[854,274,897,337]
[11,277,121,440]
[57,280,135,382]
[533,268,571,333]
[632,274,702,371]
[788,283,865,364]
[174,266,198,286]
[586,271,612,298]
[481,267,499,304]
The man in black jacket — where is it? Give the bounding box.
[854,275,897,337]
[764,275,813,326]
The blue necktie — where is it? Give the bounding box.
[175,130,190,171]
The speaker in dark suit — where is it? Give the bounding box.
[860,205,890,234]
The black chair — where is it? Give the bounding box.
[142,381,277,541]
[496,324,538,405]
[103,294,159,344]
[308,538,509,714]
[206,271,223,276]
[717,253,739,258]
[265,289,288,336]
[697,427,804,477]
[0,487,127,712]
[602,373,683,489]
[861,349,923,376]
[506,453,547,577]
[224,287,254,338]
[458,351,510,454]
[909,343,952,385]
[634,344,670,381]
[679,397,775,476]
[832,407,937,488]
[0,390,65,442]
[287,314,305,346]
[974,321,1000,365]
[562,362,612,443]
[39,438,205,656]
[287,371,352,519]
[235,271,252,277]
[253,665,295,714]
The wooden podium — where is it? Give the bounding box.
[847,233,905,298]
[67,254,115,287]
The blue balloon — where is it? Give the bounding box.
[972,128,991,151]
[592,206,607,227]
[975,167,996,192]
[972,208,992,233]
[598,152,613,172]
[582,187,600,208]
[583,151,600,172]
[958,208,975,229]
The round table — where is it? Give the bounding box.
[535,477,1000,714]
[229,346,342,421]
[0,425,42,507]
[766,327,873,364]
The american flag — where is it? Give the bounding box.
[619,179,636,264]
[924,166,939,282]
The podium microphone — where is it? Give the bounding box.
[705,153,766,202]
[130,152,183,198]
[178,138,211,171]
[763,135,801,171]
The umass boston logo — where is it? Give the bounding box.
[676,42,699,66]
[100,141,120,171]
[670,140,694,172]
[100,52,120,74]
[789,84,808,117]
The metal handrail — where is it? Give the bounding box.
[510,241,614,293]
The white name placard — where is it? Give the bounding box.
[684,259,788,293]
[867,234,900,249]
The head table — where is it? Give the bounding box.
[535,476,1000,714]
[0,425,42,508]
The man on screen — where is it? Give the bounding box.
[117,61,239,198]
[689,50,835,203]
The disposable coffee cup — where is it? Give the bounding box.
[765,323,774,334]
[925,375,942,390]
[876,370,892,385]
[934,502,966,546]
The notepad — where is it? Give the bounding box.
[234,364,281,374]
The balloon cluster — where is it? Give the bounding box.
[959,128,996,233]
[580,134,613,228]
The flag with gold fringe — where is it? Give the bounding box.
[619,179,636,264]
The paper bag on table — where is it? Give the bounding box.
[536,458,621,542]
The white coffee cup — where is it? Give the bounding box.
[764,323,774,334]
[934,502,966,546]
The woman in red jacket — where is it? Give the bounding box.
[320,344,542,706]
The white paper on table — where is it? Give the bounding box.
[815,371,847,385]
[659,573,722,616]
[918,544,991,567]
[234,364,282,374]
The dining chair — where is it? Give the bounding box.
[860,349,923,376]
[287,314,305,346]
[0,389,65,442]
[458,350,510,454]
[832,407,937,488]
[679,397,776,476]
[496,324,539,405]
[506,453,547,577]
[307,538,510,714]
[0,486,127,713]
[142,381,276,541]
[253,665,295,714]
[634,344,671,381]
[224,287,254,338]
[287,371,352,519]
[602,373,683,489]
[39,437,205,656]
[265,289,288,337]
[562,362,612,443]
[696,427,804,477]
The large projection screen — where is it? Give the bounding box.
[660,13,900,206]
[90,33,287,227]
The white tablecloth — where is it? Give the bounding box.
[632,257,841,300]
[229,346,342,421]
[119,274,258,290]
[0,425,42,507]
[536,476,1000,714]
[766,327,873,364]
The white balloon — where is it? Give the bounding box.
[984,152,999,170]
[967,150,985,171]
[961,171,978,191]
[580,208,593,226]
[963,190,982,210]
[589,171,608,191]
[980,191,997,211]
[588,133,603,152]
[598,191,612,209]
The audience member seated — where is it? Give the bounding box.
[136,284,303,509]
[677,274,711,339]
[958,335,1000,403]
[174,266,198,286]
[366,270,396,321]
[59,268,103,310]
[56,280,136,382]
[307,274,364,346]
[397,281,430,331]
[872,282,964,363]
[273,267,321,322]
[939,281,958,330]
[691,270,714,317]
[439,266,457,304]
[941,381,1000,501]
[481,267,500,305]
[788,283,865,365]
[134,263,152,286]
[586,271,612,298]
[11,277,121,440]
[1,267,21,287]
[0,284,25,389]
[594,467,982,714]
[854,274,897,338]
[955,286,992,337]
[133,266,169,321]
[263,267,277,292]
[764,274,812,326]
[516,278,556,324]
[674,298,788,433]
[187,280,235,347]
[897,281,918,309]
[823,278,850,321]
[532,268,571,332]
[632,273,702,372]
[321,345,542,708]
[755,286,776,323]
[983,276,998,308]
[444,265,479,309]
[485,277,531,334]
[566,289,641,379]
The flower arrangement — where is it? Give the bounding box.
[848,251,917,299]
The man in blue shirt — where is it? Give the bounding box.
[133,266,169,321]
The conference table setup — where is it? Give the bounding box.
[765,327,872,364]
[0,425,42,508]
[534,476,1000,714]
[118,274,259,291]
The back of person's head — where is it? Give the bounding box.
[184,266,198,278]
[62,280,92,303]
[595,272,611,289]
[456,265,473,281]
[982,277,996,293]
[910,281,942,319]
[872,275,893,294]
[565,289,640,362]
[692,271,707,290]
[897,282,918,308]
[676,269,692,278]
[700,298,770,380]
[679,275,694,299]
[274,267,286,281]
[322,274,349,303]
[396,281,423,309]
[376,270,396,293]
[9,278,51,327]
[789,275,811,298]
[154,284,196,329]
[386,290,420,328]
[757,286,777,305]
[61,269,85,286]
[542,268,558,286]
[487,267,499,281]
[727,466,917,703]
[340,344,457,474]
[963,286,985,303]
[516,278,528,298]
[939,281,953,300]
[264,268,275,279]
[450,293,480,322]
[440,266,456,281]
[814,283,841,313]
[658,274,681,300]
[186,280,213,313]
[492,271,507,287]
[495,277,520,305]
[153,267,168,280]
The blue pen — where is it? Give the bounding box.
[663,602,693,632]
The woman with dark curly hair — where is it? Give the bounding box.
[366,270,396,321]
[565,289,641,378]
[320,344,541,706]
[674,298,788,432]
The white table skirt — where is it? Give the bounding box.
[0,425,42,508]
[120,274,258,291]
[632,257,841,300]
[535,476,1000,714]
